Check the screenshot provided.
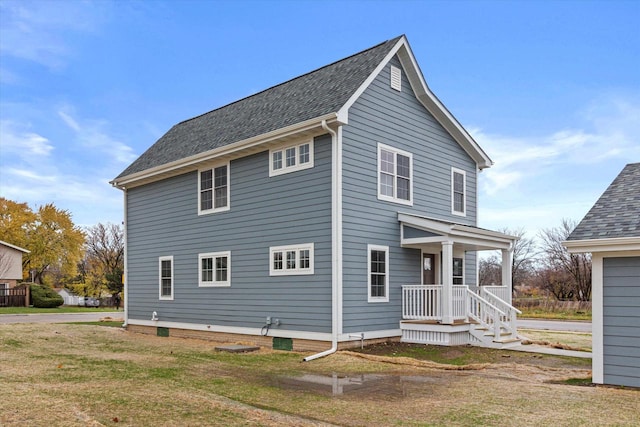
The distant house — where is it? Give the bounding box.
[57,288,81,306]
[111,36,520,357]
[0,240,29,291]
[565,162,640,388]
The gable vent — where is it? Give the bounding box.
[390,65,402,91]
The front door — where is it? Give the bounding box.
[422,253,435,284]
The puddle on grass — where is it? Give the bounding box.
[273,373,454,398]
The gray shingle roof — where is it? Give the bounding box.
[568,162,640,240]
[116,36,403,179]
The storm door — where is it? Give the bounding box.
[422,253,436,284]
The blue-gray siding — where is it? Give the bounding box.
[341,56,479,333]
[126,135,333,333]
[603,256,640,387]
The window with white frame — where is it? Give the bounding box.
[451,168,466,216]
[269,140,314,176]
[199,251,231,287]
[368,244,389,302]
[270,243,314,275]
[377,143,412,205]
[453,257,464,285]
[159,256,174,300]
[199,163,230,214]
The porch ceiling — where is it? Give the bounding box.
[398,212,518,251]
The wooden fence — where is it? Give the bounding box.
[0,287,28,307]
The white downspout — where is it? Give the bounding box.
[304,120,342,361]
[122,187,129,327]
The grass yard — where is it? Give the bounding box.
[519,329,592,352]
[1,323,637,427]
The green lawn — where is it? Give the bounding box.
[0,306,119,315]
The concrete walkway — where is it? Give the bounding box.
[0,311,122,324]
[507,343,592,359]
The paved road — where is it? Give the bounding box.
[0,311,122,324]
[518,318,591,333]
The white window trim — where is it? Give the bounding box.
[377,143,413,206]
[368,244,389,303]
[451,167,466,217]
[198,162,231,215]
[269,139,314,177]
[198,251,231,287]
[269,243,314,276]
[159,256,174,301]
[453,256,464,286]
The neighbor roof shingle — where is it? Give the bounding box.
[568,162,640,240]
[116,36,403,179]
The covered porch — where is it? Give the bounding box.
[398,213,521,348]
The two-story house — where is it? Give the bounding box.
[112,36,520,358]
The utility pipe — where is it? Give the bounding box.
[304,120,341,361]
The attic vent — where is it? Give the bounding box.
[390,65,402,91]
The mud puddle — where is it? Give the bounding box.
[273,372,459,398]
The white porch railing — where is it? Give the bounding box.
[402,285,441,320]
[452,285,468,321]
[482,285,512,305]
[480,287,521,337]
[467,289,505,338]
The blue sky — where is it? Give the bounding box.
[1,0,638,239]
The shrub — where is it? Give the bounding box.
[30,284,64,308]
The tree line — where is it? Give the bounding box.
[0,197,124,298]
[479,219,592,301]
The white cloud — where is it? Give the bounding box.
[57,108,137,165]
[0,119,54,158]
[475,95,640,238]
[0,1,109,70]
[475,95,640,197]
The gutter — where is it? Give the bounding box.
[303,120,342,362]
[111,113,339,189]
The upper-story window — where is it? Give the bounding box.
[377,143,412,205]
[269,140,314,176]
[270,243,314,276]
[199,163,230,215]
[451,167,466,216]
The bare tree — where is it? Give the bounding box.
[479,228,537,291]
[479,254,501,286]
[84,223,124,296]
[538,219,591,301]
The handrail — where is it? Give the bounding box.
[466,289,506,338]
[480,287,520,339]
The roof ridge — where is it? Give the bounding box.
[173,35,404,127]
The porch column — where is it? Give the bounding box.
[501,248,513,305]
[441,241,454,324]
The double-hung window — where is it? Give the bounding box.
[199,251,231,287]
[199,163,230,214]
[270,243,314,275]
[159,256,174,300]
[269,140,314,176]
[368,244,389,303]
[451,168,466,216]
[377,143,412,205]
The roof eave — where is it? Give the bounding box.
[0,240,30,253]
[563,236,640,253]
[111,113,340,189]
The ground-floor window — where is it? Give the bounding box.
[199,251,231,287]
[368,244,389,302]
[270,243,314,276]
[159,256,174,300]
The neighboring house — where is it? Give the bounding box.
[57,288,81,306]
[0,240,29,291]
[565,162,640,388]
[111,35,520,357]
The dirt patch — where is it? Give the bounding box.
[352,341,590,370]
